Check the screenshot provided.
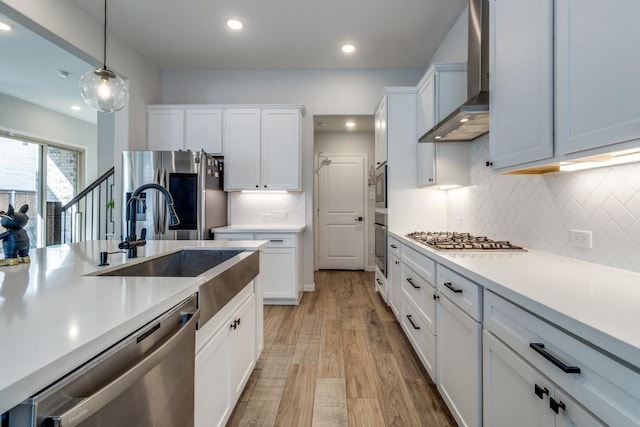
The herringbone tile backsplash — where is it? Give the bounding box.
[447,136,640,272]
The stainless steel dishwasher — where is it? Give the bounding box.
[8,294,199,427]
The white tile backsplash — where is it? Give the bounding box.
[229,192,306,225]
[447,137,640,272]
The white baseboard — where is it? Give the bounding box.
[304,282,316,292]
[365,265,376,272]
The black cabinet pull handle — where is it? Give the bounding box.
[376,278,382,285]
[395,261,400,265]
[406,278,420,289]
[270,239,284,242]
[406,315,420,330]
[433,294,439,301]
[549,398,566,414]
[390,244,398,249]
[534,384,549,399]
[443,282,462,294]
[529,343,581,374]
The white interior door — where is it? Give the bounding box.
[317,154,365,270]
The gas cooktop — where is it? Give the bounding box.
[406,231,525,251]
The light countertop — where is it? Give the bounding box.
[390,231,640,370]
[0,239,267,414]
[213,225,306,233]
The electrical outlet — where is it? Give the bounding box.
[260,213,272,222]
[272,210,288,220]
[570,229,593,248]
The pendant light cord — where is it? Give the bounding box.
[103,0,107,69]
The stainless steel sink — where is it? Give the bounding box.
[97,248,260,327]
[97,249,245,277]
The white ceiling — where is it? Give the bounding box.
[0,0,466,125]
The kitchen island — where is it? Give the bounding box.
[0,239,267,415]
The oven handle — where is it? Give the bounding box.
[46,306,200,427]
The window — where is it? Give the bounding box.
[0,133,80,255]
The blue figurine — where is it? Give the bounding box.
[0,204,30,266]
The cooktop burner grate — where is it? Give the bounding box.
[406,231,525,251]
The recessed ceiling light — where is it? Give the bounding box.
[0,22,12,31]
[345,121,357,128]
[70,105,82,111]
[226,19,244,30]
[341,44,356,54]
[434,136,443,140]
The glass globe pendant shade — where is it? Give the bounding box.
[80,67,129,112]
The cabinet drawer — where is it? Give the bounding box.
[215,232,255,241]
[401,263,436,334]
[401,293,436,381]
[255,233,295,247]
[388,237,401,258]
[484,291,640,426]
[401,245,435,285]
[437,265,481,321]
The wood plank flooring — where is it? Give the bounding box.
[227,270,456,427]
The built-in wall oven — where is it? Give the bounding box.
[375,164,387,209]
[374,212,387,277]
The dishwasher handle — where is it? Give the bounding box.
[47,304,200,427]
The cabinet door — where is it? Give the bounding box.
[260,109,301,190]
[483,330,554,427]
[147,109,185,151]
[401,293,436,381]
[489,0,553,170]
[224,109,261,190]
[555,389,606,427]
[417,143,436,187]
[195,324,231,427]
[375,98,388,166]
[556,0,640,155]
[229,294,257,402]
[417,71,436,137]
[261,247,296,301]
[437,294,482,427]
[185,108,223,154]
[388,252,401,319]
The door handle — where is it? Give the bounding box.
[354,216,363,222]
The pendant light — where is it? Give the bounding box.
[79,0,129,112]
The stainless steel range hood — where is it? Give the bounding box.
[419,0,489,143]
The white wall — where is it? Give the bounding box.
[425,5,469,69]
[162,69,423,286]
[0,0,162,148]
[0,93,98,184]
[314,130,376,269]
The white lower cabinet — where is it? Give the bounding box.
[436,291,482,427]
[483,331,604,427]
[401,292,436,381]
[214,230,303,305]
[484,290,640,426]
[387,250,401,318]
[195,285,257,427]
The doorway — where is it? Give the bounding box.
[313,115,375,271]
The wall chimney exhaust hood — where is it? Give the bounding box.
[420,0,489,143]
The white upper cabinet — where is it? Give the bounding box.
[489,0,554,170]
[223,109,261,190]
[555,0,640,156]
[417,63,466,137]
[147,108,184,151]
[224,107,302,191]
[374,98,388,166]
[416,63,469,188]
[147,106,223,154]
[260,109,301,190]
[185,108,223,154]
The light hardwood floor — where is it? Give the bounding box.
[227,270,456,427]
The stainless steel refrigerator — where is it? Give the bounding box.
[122,151,226,240]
